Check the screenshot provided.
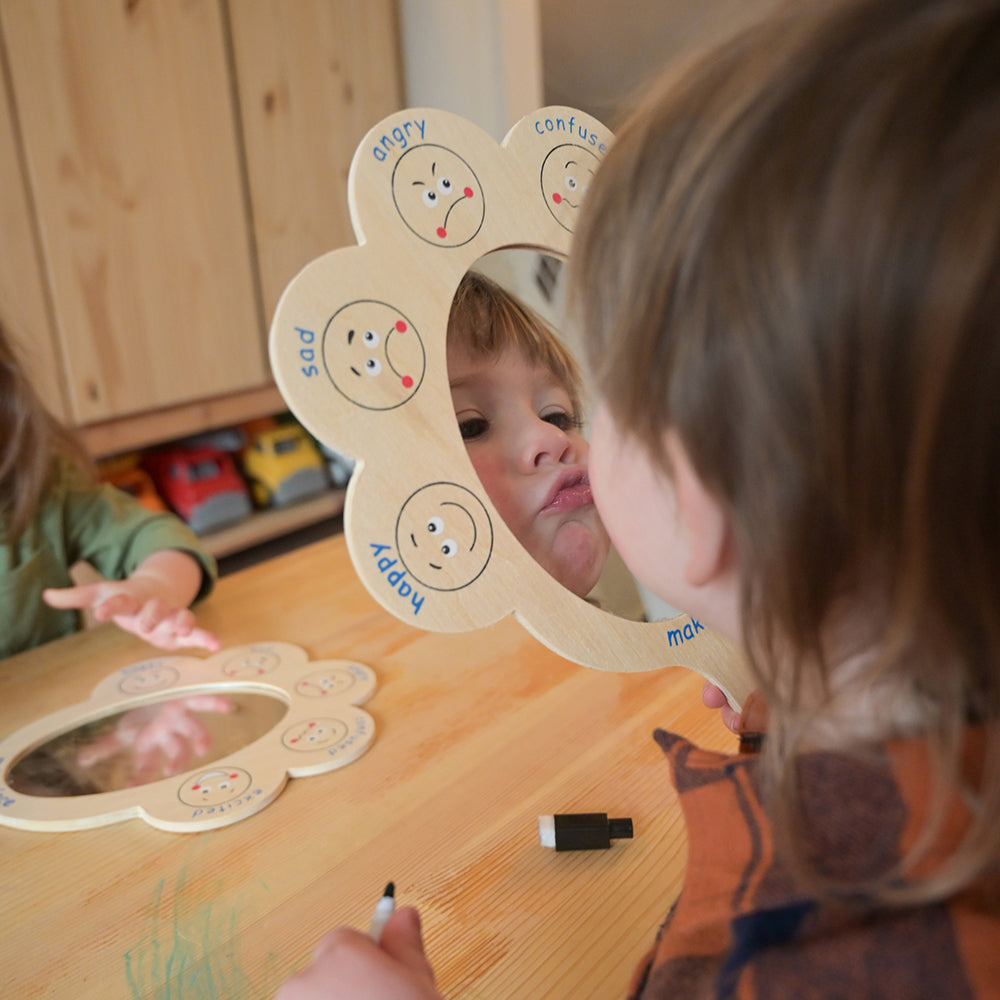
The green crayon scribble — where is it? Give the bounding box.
[125,867,279,999]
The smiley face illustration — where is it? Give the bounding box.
[396,482,493,591]
[178,767,253,807]
[392,144,485,247]
[322,300,426,411]
[119,661,180,696]
[296,667,358,698]
[540,144,601,232]
[281,718,349,751]
[222,647,281,677]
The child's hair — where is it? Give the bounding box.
[0,315,91,542]
[448,269,583,419]
[569,0,1000,903]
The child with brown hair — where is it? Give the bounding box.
[446,269,610,601]
[0,317,220,658]
[276,0,1000,995]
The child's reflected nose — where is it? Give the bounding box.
[522,415,580,470]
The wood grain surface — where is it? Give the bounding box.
[0,532,739,999]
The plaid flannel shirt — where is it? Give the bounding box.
[629,724,1000,999]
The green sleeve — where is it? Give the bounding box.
[56,462,217,602]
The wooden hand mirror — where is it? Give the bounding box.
[0,643,376,832]
[269,106,751,708]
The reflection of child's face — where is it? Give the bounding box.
[447,339,610,597]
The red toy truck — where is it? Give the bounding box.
[143,444,251,535]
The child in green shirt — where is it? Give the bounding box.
[0,317,219,659]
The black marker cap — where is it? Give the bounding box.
[538,812,634,851]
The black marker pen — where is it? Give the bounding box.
[367,882,396,942]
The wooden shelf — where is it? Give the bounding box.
[80,390,347,564]
[200,489,346,559]
[79,385,288,460]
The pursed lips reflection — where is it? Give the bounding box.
[541,468,594,514]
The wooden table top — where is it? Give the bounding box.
[0,532,738,1000]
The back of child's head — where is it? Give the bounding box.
[0,315,89,542]
[569,0,1000,899]
[448,270,583,418]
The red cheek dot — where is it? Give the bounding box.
[402,375,413,389]
[436,226,447,238]
[552,192,562,204]
[464,186,474,198]
[192,784,201,790]
[395,320,407,332]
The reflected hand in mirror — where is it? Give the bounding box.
[75,693,234,785]
[446,264,611,601]
[7,691,288,797]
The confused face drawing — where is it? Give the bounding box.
[540,144,601,232]
[391,144,485,247]
[395,482,493,590]
[322,300,426,410]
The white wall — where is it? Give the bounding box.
[398,0,784,135]
[540,0,783,125]
[397,0,543,140]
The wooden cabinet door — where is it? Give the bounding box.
[228,0,403,323]
[0,39,67,422]
[0,0,267,424]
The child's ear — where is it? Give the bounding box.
[663,432,734,588]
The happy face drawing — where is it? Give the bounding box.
[323,301,426,410]
[392,144,485,247]
[541,144,601,232]
[396,482,493,590]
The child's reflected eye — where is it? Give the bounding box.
[542,410,581,433]
[458,416,489,440]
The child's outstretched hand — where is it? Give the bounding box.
[76,694,233,785]
[43,578,221,651]
[42,550,221,652]
[276,907,442,1000]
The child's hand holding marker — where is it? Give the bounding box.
[275,884,443,1000]
[366,882,396,942]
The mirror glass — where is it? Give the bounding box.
[446,248,653,621]
[6,691,288,797]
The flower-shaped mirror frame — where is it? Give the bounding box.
[269,107,750,708]
[0,642,375,832]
